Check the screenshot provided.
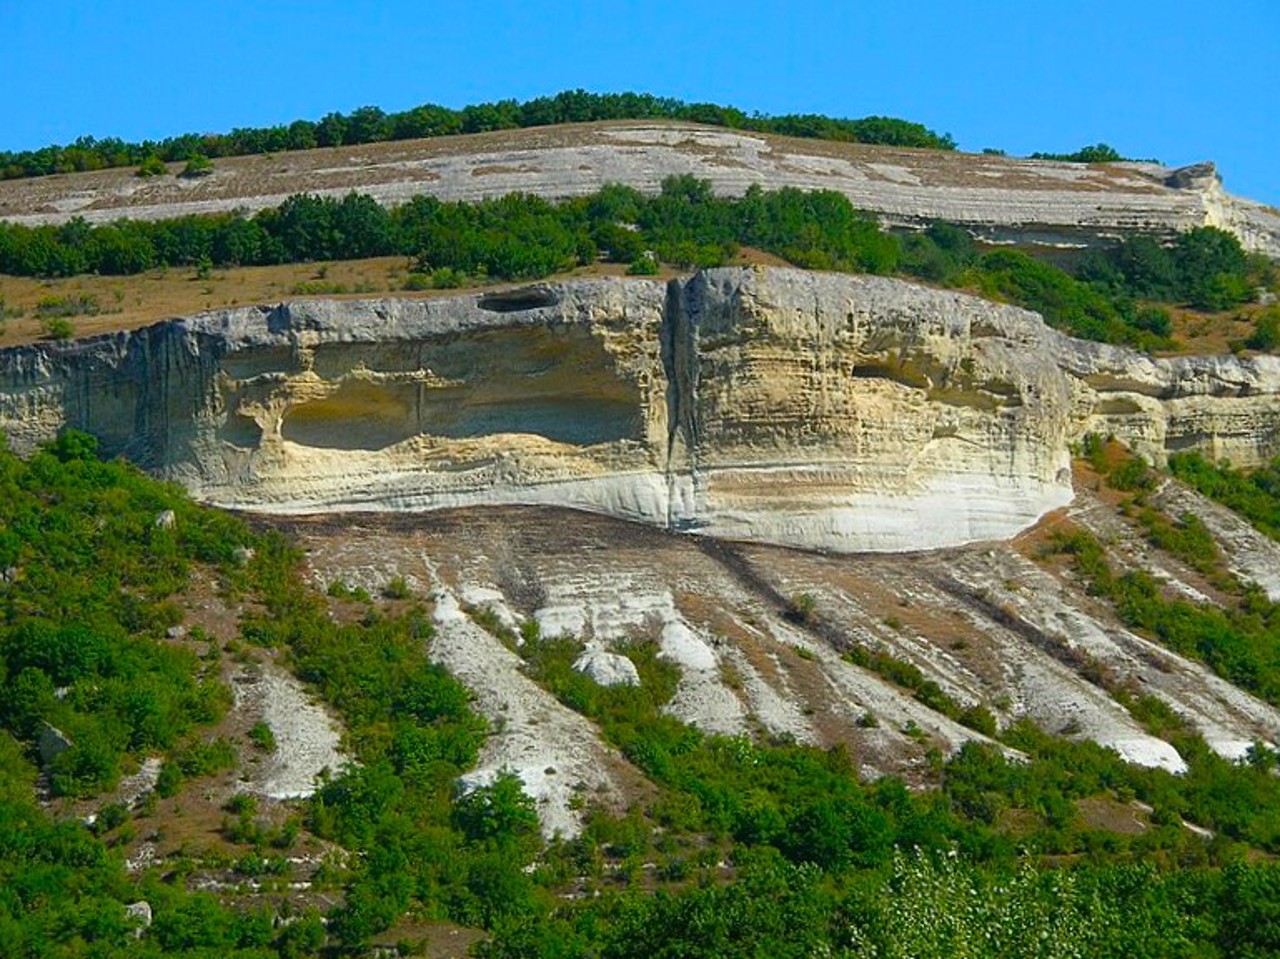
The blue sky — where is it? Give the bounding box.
[3,1,1277,203]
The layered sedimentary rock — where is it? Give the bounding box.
[2,267,1279,552]
[2,123,1277,257]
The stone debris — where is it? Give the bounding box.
[430,588,631,839]
[234,666,346,799]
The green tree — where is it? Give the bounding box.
[453,771,540,853]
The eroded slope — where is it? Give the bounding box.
[279,461,1280,840]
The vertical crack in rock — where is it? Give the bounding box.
[661,274,702,531]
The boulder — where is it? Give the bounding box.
[573,647,641,687]
[125,900,152,937]
[1164,161,1220,190]
[38,722,73,767]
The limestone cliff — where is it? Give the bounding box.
[2,267,1279,552]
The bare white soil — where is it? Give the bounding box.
[234,666,347,799]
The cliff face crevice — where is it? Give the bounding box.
[2,267,1279,552]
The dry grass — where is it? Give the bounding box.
[0,238,1259,356]
[1076,796,1150,835]
[1161,302,1265,355]
[0,257,403,345]
[0,247,788,348]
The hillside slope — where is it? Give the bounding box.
[4,121,1278,257]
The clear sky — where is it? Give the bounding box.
[2,1,1276,203]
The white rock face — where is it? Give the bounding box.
[2,267,1279,553]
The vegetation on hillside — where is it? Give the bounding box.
[0,177,1269,350]
[0,89,956,182]
[0,431,238,796]
[1057,439,1280,707]
[8,431,1280,954]
[1169,451,1280,541]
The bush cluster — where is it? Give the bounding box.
[0,432,244,795]
[1079,229,1261,311]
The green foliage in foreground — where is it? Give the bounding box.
[0,88,955,182]
[12,433,1280,956]
[0,432,239,795]
[0,434,312,956]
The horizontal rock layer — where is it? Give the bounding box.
[2,267,1279,552]
[1,123,1276,257]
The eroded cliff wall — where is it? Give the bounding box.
[3,267,1279,551]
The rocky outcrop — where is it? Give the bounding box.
[2,267,1279,552]
[2,123,1277,257]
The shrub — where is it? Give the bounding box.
[1247,307,1280,352]
[248,721,277,752]
[431,266,463,289]
[785,592,817,624]
[35,293,100,318]
[959,704,998,736]
[1107,456,1156,492]
[180,154,213,178]
[383,574,411,600]
[1134,305,1173,337]
[156,760,182,797]
[136,155,167,177]
[40,316,74,340]
[627,251,659,275]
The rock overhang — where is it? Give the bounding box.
[2,266,1279,553]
